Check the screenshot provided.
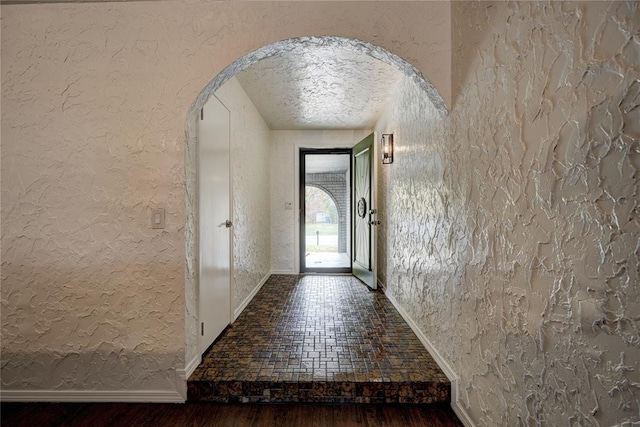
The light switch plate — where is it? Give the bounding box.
[152,208,165,229]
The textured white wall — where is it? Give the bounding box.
[215,78,271,310]
[0,1,451,394]
[1,5,188,392]
[376,1,639,425]
[269,130,370,273]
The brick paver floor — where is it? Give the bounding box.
[188,275,450,404]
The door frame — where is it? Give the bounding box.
[196,94,234,356]
[299,148,353,274]
[291,135,369,274]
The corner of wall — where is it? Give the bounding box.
[182,353,202,384]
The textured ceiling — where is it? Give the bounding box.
[305,154,350,174]
[235,44,404,130]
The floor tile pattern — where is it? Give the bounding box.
[188,275,450,404]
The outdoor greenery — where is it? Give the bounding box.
[304,186,339,252]
[305,223,338,236]
[305,186,338,224]
[305,224,338,252]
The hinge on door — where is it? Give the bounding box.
[201,322,204,336]
[200,108,204,120]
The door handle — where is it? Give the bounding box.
[224,220,233,228]
[368,220,381,226]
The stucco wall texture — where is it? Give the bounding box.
[376,1,639,425]
[1,0,639,425]
[0,1,449,393]
[215,78,271,312]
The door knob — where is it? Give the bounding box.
[225,220,233,228]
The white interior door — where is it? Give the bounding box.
[198,95,231,355]
[352,133,377,289]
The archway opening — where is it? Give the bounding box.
[183,35,448,381]
[305,186,341,254]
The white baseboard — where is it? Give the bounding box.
[0,389,184,403]
[174,354,201,401]
[234,272,271,320]
[270,270,296,275]
[384,289,457,379]
[183,354,201,380]
[381,281,475,427]
[452,394,476,427]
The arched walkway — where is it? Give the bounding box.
[183,35,448,384]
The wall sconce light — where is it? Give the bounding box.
[381,134,394,164]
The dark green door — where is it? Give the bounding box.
[352,134,376,289]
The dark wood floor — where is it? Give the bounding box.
[1,402,463,427]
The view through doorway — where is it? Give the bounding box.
[185,36,446,383]
[300,149,351,273]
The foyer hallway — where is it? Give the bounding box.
[188,275,451,405]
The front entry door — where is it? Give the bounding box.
[299,149,352,274]
[198,94,232,355]
[352,134,377,289]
